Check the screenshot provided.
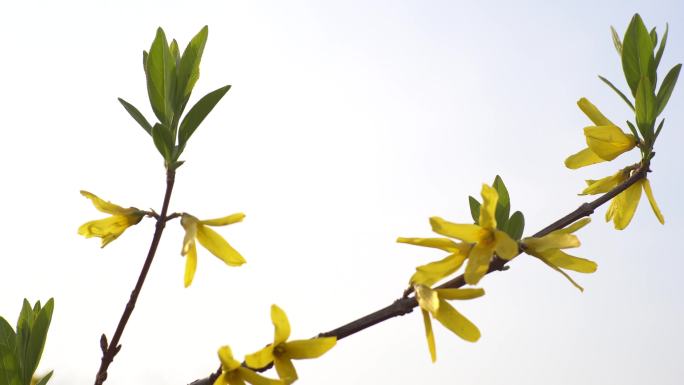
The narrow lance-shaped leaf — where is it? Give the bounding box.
[621,14,655,96]
[468,196,481,224]
[598,75,635,111]
[118,98,152,135]
[176,26,209,115]
[169,39,180,67]
[35,371,54,385]
[625,121,640,141]
[610,26,622,55]
[22,299,53,384]
[655,23,668,70]
[649,27,658,48]
[146,28,176,126]
[635,75,657,142]
[655,63,681,117]
[493,175,510,230]
[178,85,231,147]
[654,119,665,140]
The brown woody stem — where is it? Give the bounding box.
[95,169,176,385]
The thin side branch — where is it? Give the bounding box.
[189,162,649,384]
[95,169,177,385]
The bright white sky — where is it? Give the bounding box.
[1,1,682,384]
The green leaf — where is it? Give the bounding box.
[621,14,655,96]
[178,85,231,147]
[146,28,177,126]
[151,123,174,161]
[21,299,53,384]
[118,98,152,135]
[0,317,21,385]
[468,196,481,224]
[142,51,148,73]
[610,26,622,55]
[655,23,668,70]
[176,26,209,115]
[492,175,510,230]
[625,120,640,140]
[35,370,53,385]
[635,76,657,142]
[649,27,658,48]
[505,211,525,241]
[655,64,681,117]
[598,75,635,111]
[654,119,665,140]
[169,39,180,67]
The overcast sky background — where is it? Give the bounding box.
[0,1,682,384]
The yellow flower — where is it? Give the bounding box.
[522,218,597,291]
[78,191,145,247]
[181,213,246,287]
[214,345,283,385]
[245,305,336,384]
[580,169,664,230]
[415,284,483,362]
[565,98,637,169]
[396,237,472,286]
[429,184,518,285]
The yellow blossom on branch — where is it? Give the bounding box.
[78,191,145,247]
[180,213,246,287]
[565,98,637,169]
[245,305,336,384]
[396,237,472,286]
[579,168,664,230]
[415,284,483,362]
[214,345,283,385]
[430,184,518,285]
[521,218,597,291]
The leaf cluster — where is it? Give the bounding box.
[468,175,525,241]
[0,299,54,385]
[119,26,231,170]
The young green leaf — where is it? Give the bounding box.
[178,85,231,147]
[655,63,681,117]
[142,51,148,72]
[598,75,635,110]
[151,123,174,161]
[118,98,152,135]
[468,196,481,224]
[146,28,177,127]
[35,371,53,385]
[176,26,209,115]
[655,23,669,70]
[492,175,510,230]
[610,26,622,55]
[649,27,658,48]
[21,299,53,385]
[169,39,180,67]
[635,76,657,141]
[654,119,665,140]
[621,14,655,96]
[505,211,525,241]
[625,120,640,140]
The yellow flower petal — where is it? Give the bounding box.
[184,241,198,288]
[245,345,275,369]
[273,357,297,384]
[434,299,480,342]
[201,213,246,226]
[415,285,440,316]
[494,230,518,260]
[78,214,143,247]
[642,178,665,224]
[283,337,337,359]
[436,288,485,300]
[555,217,591,234]
[523,233,579,253]
[584,125,636,161]
[609,180,643,230]
[396,237,462,252]
[181,216,198,256]
[218,346,241,372]
[581,169,629,195]
[271,305,291,346]
[410,252,467,286]
[196,225,246,266]
[540,249,597,273]
[430,217,482,243]
[464,243,492,285]
[80,190,129,215]
[565,147,605,169]
[422,310,436,363]
[238,367,284,385]
[577,98,614,126]
[212,373,230,385]
[479,184,498,229]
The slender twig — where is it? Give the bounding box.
[95,169,177,385]
[188,162,649,384]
